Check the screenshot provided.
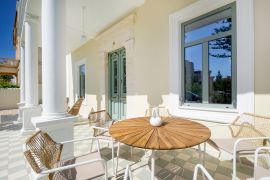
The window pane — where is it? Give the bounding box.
[209,36,232,104]
[79,64,86,98]
[184,44,202,103]
[184,9,232,43]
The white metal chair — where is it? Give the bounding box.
[123,164,133,180]
[254,146,270,180]
[193,164,214,180]
[88,110,119,176]
[207,113,270,180]
[23,130,108,180]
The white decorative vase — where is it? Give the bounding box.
[149,107,163,127]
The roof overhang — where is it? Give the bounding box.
[17,0,145,52]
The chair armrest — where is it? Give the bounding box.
[40,158,106,175]
[254,146,270,168]
[207,124,229,128]
[60,136,112,145]
[60,137,97,145]
[233,136,270,155]
[193,164,213,180]
[91,126,109,131]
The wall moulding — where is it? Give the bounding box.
[95,14,136,118]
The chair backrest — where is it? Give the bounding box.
[229,113,270,146]
[145,106,171,117]
[68,98,84,116]
[88,110,113,136]
[24,130,63,174]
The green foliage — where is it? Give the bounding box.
[0,75,13,82]
[0,81,19,88]
[0,75,19,88]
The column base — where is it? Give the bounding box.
[17,102,25,122]
[32,115,77,160]
[21,106,42,136]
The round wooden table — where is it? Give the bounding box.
[109,116,211,179]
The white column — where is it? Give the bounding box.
[24,17,39,107]
[21,15,41,135]
[42,0,67,117]
[32,0,76,161]
[17,42,26,122]
[20,43,26,104]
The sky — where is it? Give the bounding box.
[0,0,17,58]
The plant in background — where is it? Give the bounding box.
[0,75,19,88]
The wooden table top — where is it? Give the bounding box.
[109,117,211,150]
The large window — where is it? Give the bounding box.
[181,3,236,108]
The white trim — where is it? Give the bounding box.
[169,0,254,123]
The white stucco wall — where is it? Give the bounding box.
[0,89,20,110]
[68,0,270,120]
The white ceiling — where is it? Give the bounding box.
[26,0,145,52]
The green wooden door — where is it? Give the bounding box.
[108,48,126,120]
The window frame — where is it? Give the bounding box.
[180,2,237,109]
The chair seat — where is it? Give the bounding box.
[53,151,105,180]
[208,138,257,154]
[255,166,270,180]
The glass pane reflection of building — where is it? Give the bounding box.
[184,44,202,103]
[209,36,232,104]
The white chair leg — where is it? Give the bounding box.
[104,160,108,180]
[111,141,115,176]
[232,151,237,180]
[115,142,120,177]
[90,139,94,152]
[130,146,133,157]
[124,164,130,180]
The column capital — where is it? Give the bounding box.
[25,13,39,24]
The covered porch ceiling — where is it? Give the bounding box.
[25,0,145,52]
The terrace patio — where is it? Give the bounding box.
[3,0,270,179]
[0,113,255,180]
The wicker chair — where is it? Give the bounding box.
[254,146,270,179]
[68,98,84,116]
[23,130,108,180]
[207,113,270,180]
[145,106,171,117]
[88,110,119,176]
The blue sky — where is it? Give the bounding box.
[0,0,17,58]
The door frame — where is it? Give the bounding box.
[108,47,126,120]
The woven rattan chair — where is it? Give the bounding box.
[145,106,171,117]
[68,98,84,116]
[207,113,270,180]
[23,130,108,180]
[88,110,119,176]
[254,146,270,180]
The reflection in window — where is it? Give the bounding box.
[185,8,232,43]
[79,64,85,98]
[123,58,126,93]
[209,36,232,104]
[113,60,118,94]
[182,3,236,107]
[184,45,202,103]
